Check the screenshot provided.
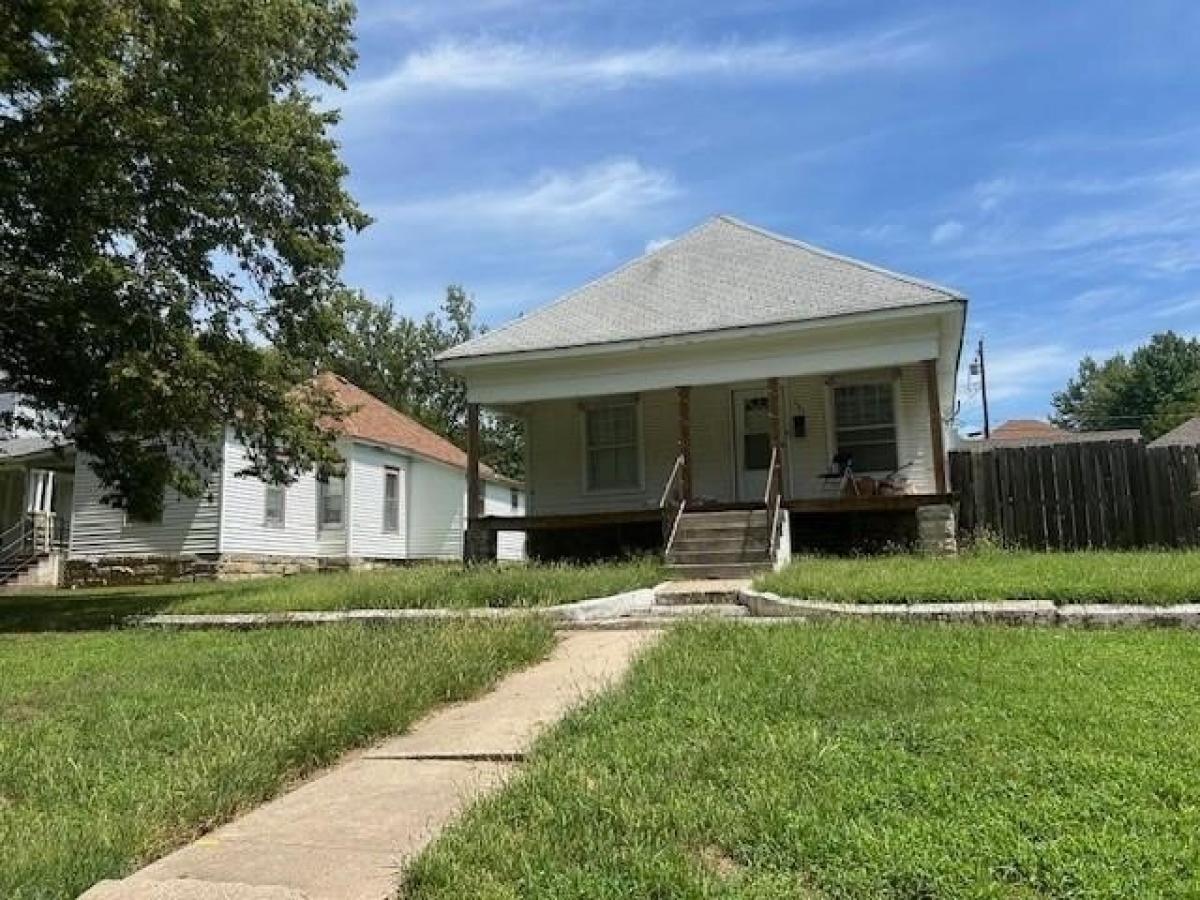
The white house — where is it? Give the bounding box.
[439,216,965,575]
[2,376,524,587]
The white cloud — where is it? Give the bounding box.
[644,236,673,254]
[377,158,677,228]
[972,343,1076,402]
[930,219,964,245]
[344,29,939,107]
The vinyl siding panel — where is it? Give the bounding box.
[483,481,526,561]
[347,443,408,559]
[408,457,466,559]
[69,451,220,558]
[526,366,942,512]
[218,434,323,557]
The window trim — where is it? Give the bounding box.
[827,380,901,475]
[263,483,287,529]
[580,397,644,495]
[317,475,345,531]
[382,467,401,534]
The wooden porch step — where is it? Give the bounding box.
[670,535,770,552]
[667,548,771,565]
[666,561,770,579]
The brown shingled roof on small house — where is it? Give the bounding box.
[963,419,1143,451]
[315,373,519,486]
[1149,416,1200,448]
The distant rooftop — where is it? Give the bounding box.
[1148,416,1200,448]
[440,215,964,361]
[962,419,1142,450]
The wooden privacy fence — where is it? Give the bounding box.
[949,441,1200,549]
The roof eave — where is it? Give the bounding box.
[439,298,966,370]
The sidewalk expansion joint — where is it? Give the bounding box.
[365,752,526,763]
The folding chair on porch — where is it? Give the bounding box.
[818,452,858,497]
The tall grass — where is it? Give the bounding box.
[757,548,1200,604]
[0,559,666,631]
[0,621,553,899]
[408,622,1200,898]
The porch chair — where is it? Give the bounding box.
[818,452,858,497]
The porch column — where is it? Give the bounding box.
[464,403,494,563]
[676,386,693,500]
[923,359,948,493]
[767,377,785,498]
[466,403,482,520]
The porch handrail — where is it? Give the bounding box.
[660,453,688,553]
[764,446,784,560]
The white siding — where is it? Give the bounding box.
[69,451,220,559]
[218,434,323,557]
[408,457,466,559]
[525,365,941,514]
[346,443,409,560]
[483,481,526,561]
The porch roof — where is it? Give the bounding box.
[0,437,75,469]
[440,215,964,363]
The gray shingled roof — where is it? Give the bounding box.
[1149,416,1200,448]
[440,215,965,361]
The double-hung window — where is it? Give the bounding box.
[833,382,898,473]
[318,476,345,529]
[383,468,401,533]
[264,484,286,528]
[584,399,640,491]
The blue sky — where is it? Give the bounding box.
[332,0,1200,433]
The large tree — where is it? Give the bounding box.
[0,0,368,517]
[324,287,526,478]
[1051,332,1200,439]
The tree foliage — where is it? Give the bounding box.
[323,287,526,478]
[0,0,368,517]
[1051,332,1200,439]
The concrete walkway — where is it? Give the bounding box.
[80,629,660,900]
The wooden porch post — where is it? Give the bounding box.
[923,359,948,493]
[767,376,785,498]
[676,386,693,500]
[466,403,482,520]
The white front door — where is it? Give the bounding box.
[733,389,772,501]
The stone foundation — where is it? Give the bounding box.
[64,553,414,587]
[916,504,958,556]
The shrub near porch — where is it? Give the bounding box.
[407,623,1200,899]
[757,548,1200,605]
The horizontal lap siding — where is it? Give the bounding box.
[526,390,677,515]
[525,366,941,512]
[484,481,526,560]
[219,436,322,557]
[347,444,408,560]
[895,364,936,493]
[69,451,220,558]
[408,457,465,559]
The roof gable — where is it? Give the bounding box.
[441,215,964,361]
[315,374,515,485]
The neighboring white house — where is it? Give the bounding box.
[439,215,966,574]
[2,375,524,587]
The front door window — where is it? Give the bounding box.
[734,390,772,500]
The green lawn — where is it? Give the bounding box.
[408,623,1200,899]
[0,559,665,631]
[758,548,1200,604]
[0,620,554,900]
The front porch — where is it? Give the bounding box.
[0,442,75,586]
[464,361,955,566]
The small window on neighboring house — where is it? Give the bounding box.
[318,476,344,529]
[584,400,640,491]
[383,468,400,533]
[510,487,519,512]
[833,382,899,472]
[264,484,286,528]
